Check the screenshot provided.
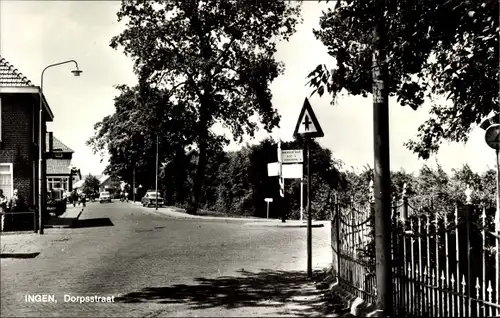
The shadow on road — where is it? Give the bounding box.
[74,218,114,228]
[0,252,40,259]
[115,269,340,317]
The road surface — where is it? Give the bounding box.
[1,201,334,317]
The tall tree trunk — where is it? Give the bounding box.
[187,118,209,215]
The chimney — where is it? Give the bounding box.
[48,132,53,153]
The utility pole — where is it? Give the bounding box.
[133,165,135,203]
[372,0,393,316]
[497,148,500,318]
[156,135,159,211]
[482,117,500,317]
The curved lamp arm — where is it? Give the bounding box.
[41,60,82,90]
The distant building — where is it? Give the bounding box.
[0,56,54,206]
[98,175,121,193]
[46,133,80,192]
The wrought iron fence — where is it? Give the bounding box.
[332,196,377,304]
[392,202,500,317]
[331,193,500,317]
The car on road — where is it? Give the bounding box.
[141,191,164,207]
[99,191,112,203]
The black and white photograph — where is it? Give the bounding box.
[0,0,499,317]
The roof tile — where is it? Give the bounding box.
[46,159,72,174]
[0,56,35,87]
[46,135,74,153]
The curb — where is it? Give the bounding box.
[133,202,328,226]
[328,281,378,317]
[44,207,84,229]
[244,222,325,228]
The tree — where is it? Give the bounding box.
[110,0,302,214]
[307,0,499,159]
[81,174,100,196]
[87,84,195,193]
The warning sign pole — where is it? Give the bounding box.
[306,136,312,278]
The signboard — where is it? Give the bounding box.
[485,124,500,150]
[293,98,324,138]
[282,149,303,163]
[282,164,303,179]
[264,198,273,203]
[267,162,280,177]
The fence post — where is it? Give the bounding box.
[399,184,408,315]
[332,194,340,282]
[458,195,474,316]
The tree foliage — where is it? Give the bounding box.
[81,174,100,196]
[109,0,302,213]
[308,0,499,159]
[87,84,197,193]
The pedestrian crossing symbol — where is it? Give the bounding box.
[293,98,324,138]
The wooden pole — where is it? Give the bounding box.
[372,0,393,315]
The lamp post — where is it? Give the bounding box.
[39,60,82,234]
[155,134,159,211]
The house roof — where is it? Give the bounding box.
[46,159,72,174]
[0,57,34,87]
[99,175,111,185]
[0,56,54,121]
[46,135,74,153]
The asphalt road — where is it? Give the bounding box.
[1,201,334,317]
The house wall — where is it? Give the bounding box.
[99,177,121,193]
[46,152,72,160]
[0,94,38,205]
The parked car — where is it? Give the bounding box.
[99,191,112,203]
[141,191,164,207]
[47,188,67,216]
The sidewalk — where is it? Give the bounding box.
[130,201,326,227]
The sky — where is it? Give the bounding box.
[0,1,495,178]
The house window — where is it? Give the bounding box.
[0,163,13,199]
[47,177,69,192]
[54,153,63,158]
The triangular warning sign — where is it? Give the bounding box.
[293,98,324,138]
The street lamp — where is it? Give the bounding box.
[39,60,82,235]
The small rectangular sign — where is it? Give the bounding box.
[267,162,280,177]
[282,164,303,179]
[282,149,303,163]
[265,198,273,202]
